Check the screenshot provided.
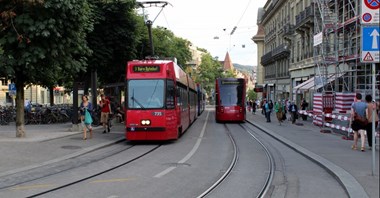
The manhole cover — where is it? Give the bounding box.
[61,145,82,150]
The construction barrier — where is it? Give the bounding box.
[298,110,352,132]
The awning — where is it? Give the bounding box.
[293,72,346,92]
[293,77,315,91]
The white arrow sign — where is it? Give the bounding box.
[370,28,379,49]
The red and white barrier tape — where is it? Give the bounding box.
[313,120,353,132]
[298,110,351,121]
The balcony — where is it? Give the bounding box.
[283,23,295,39]
[261,51,273,66]
[272,44,291,59]
[295,4,314,31]
[261,44,290,66]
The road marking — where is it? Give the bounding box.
[10,184,55,190]
[154,111,210,178]
[90,178,135,183]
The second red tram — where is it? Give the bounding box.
[125,59,198,141]
[215,78,246,122]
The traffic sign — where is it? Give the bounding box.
[361,26,380,63]
[361,0,380,24]
[8,83,16,96]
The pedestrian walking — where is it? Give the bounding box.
[350,93,368,151]
[260,99,265,115]
[365,95,378,150]
[301,99,309,120]
[80,95,93,140]
[289,101,298,124]
[264,100,272,122]
[274,100,284,125]
[252,100,257,114]
[24,98,31,113]
[99,94,112,133]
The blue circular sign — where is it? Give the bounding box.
[362,13,372,22]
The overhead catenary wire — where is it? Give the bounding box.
[230,0,253,35]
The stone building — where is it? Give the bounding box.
[254,0,379,106]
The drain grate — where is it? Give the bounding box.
[61,145,82,150]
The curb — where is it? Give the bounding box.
[246,120,369,198]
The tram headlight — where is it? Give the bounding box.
[141,119,151,126]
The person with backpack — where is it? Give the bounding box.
[350,93,368,151]
[274,100,284,125]
[265,100,273,122]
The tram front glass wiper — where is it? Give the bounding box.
[131,90,145,109]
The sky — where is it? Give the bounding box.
[137,0,267,66]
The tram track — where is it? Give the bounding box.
[244,119,366,198]
[239,123,275,198]
[14,144,161,198]
[196,124,238,198]
[197,123,274,198]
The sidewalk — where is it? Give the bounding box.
[0,122,125,178]
[246,110,379,198]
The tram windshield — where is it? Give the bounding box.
[219,84,244,106]
[128,80,165,109]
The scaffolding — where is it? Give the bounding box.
[314,0,379,96]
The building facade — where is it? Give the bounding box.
[259,0,292,102]
[0,78,70,106]
[255,0,379,106]
[252,8,266,100]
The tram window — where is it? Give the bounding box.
[219,84,244,106]
[166,80,175,109]
[128,80,164,109]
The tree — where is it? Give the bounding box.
[194,53,225,95]
[223,69,237,78]
[0,0,94,137]
[87,0,143,85]
[247,89,257,101]
[137,26,192,68]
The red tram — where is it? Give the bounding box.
[125,59,198,141]
[215,78,246,122]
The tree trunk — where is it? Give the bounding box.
[15,79,26,138]
[49,86,54,106]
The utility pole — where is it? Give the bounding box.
[137,1,172,57]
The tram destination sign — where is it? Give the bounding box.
[133,65,160,73]
[221,80,242,85]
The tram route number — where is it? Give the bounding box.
[152,112,164,116]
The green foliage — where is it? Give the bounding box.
[0,0,93,86]
[223,69,237,78]
[87,0,141,85]
[247,89,257,100]
[193,53,224,94]
[138,26,192,68]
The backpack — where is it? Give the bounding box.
[278,104,283,113]
[269,103,273,109]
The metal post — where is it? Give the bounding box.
[371,63,376,176]
[146,20,154,56]
[72,82,79,124]
[91,69,97,108]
